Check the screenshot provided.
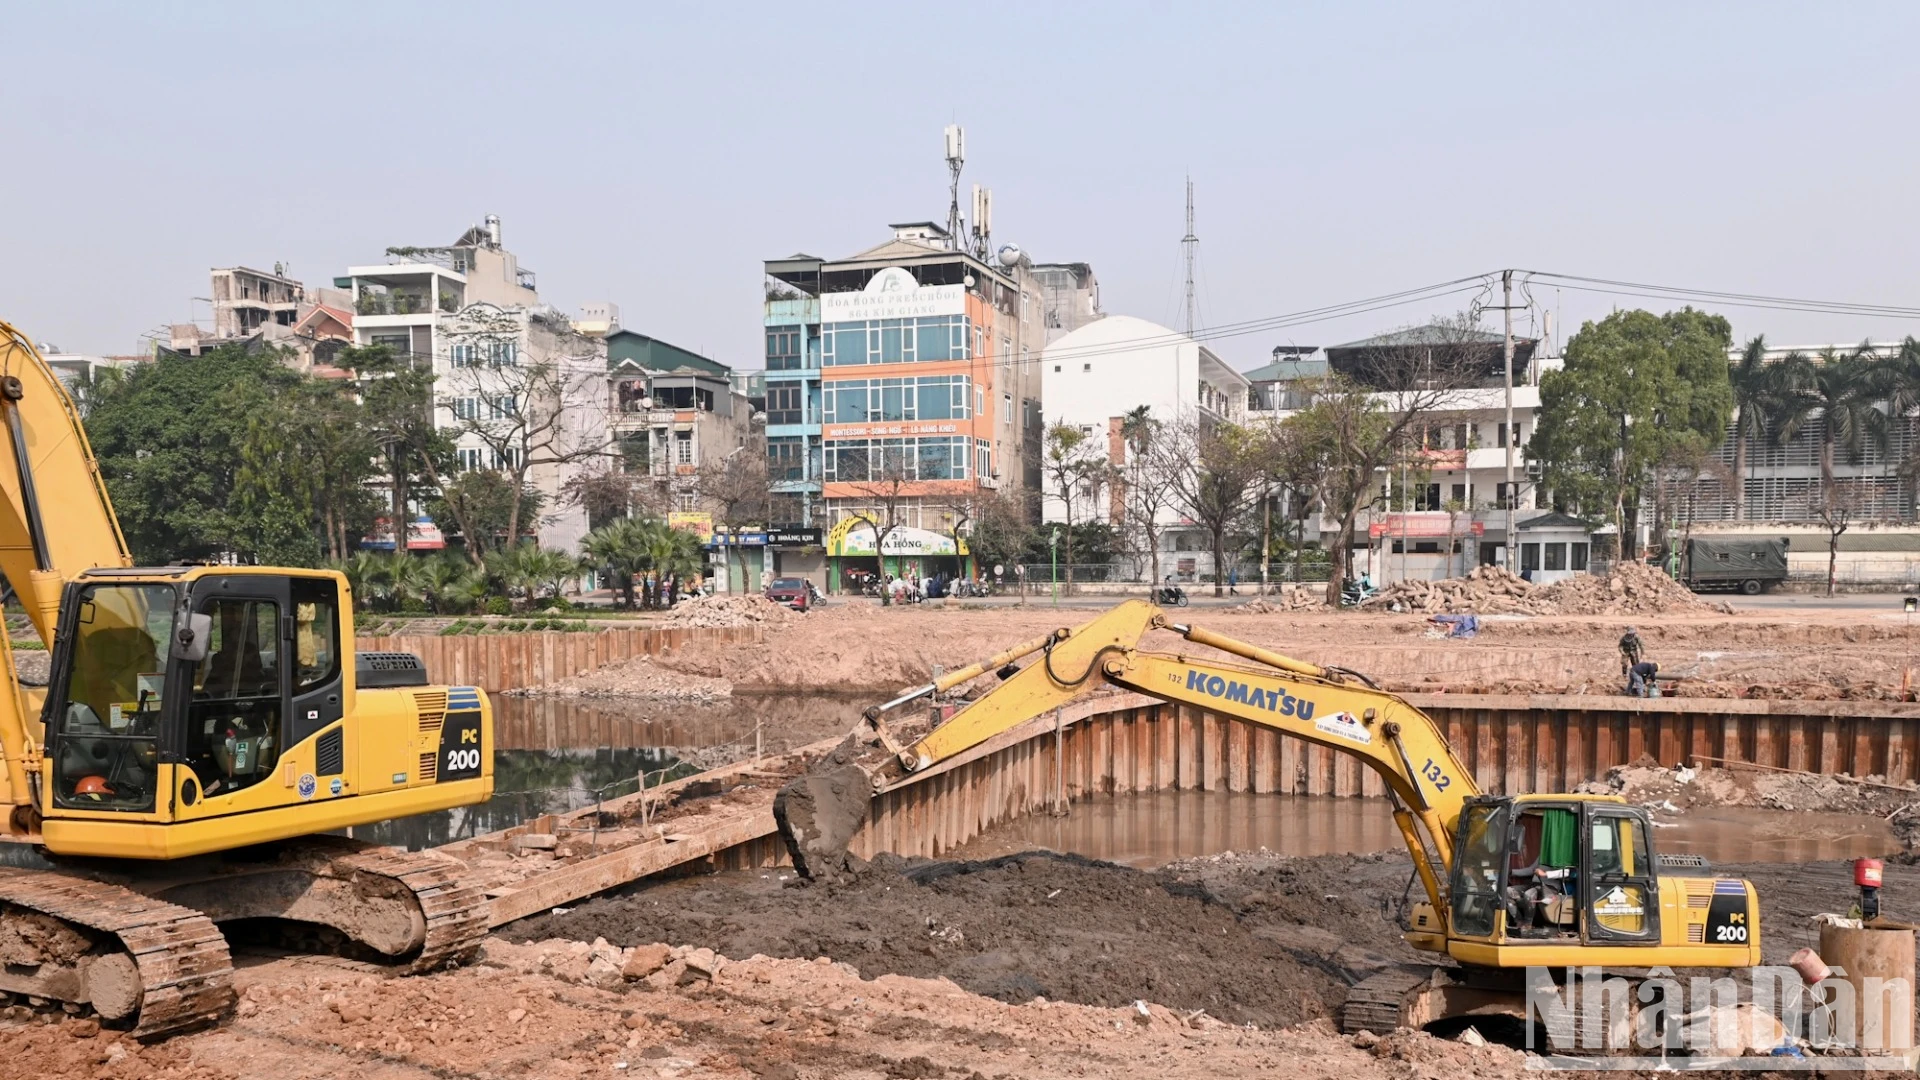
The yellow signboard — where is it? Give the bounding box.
[667,511,714,543]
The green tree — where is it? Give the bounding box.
[235,376,381,561]
[85,344,303,563]
[579,517,698,608]
[1529,308,1734,556]
[429,469,545,561]
[349,344,447,554]
[1769,344,1891,493]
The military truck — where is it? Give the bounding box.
[1681,536,1789,594]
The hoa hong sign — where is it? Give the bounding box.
[825,518,969,558]
[820,266,965,322]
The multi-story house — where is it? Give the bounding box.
[343,216,605,553]
[763,222,1054,587]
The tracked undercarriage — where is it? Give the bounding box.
[0,837,487,1038]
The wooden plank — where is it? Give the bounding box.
[1252,727,1277,794]
[1279,731,1302,795]
[488,809,773,926]
[1177,706,1199,790]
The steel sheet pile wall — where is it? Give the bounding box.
[829,694,1920,863]
[353,625,762,693]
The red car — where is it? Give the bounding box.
[765,576,812,611]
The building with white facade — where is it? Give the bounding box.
[341,216,606,553]
[1039,315,1250,580]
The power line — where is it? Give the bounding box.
[1522,270,1920,321]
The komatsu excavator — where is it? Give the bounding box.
[0,323,494,1035]
[775,600,1762,1043]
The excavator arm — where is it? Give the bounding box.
[780,600,1479,920]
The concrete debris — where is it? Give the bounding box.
[1234,584,1330,613]
[1358,565,1548,615]
[662,593,800,629]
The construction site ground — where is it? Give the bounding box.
[616,598,1920,700]
[11,598,1920,1078]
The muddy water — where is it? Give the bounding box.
[950,791,1901,869]
[353,691,866,850]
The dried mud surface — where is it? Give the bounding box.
[507,850,1420,1030]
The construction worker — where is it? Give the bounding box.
[1618,627,1644,677]
[1627,660,1660,698]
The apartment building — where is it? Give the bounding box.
[342,216,605,552]
[606,330,754,511]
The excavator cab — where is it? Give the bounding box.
[32,565,494,860]
[1447,794,1664,949]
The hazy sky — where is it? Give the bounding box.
[7,2,1920,370]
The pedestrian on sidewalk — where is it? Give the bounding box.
[1228,567,1239,596]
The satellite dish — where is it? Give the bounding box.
[640,397,654,409]
[963,274,975,288]
[996,244,1024,268]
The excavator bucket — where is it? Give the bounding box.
[772,738,874,881]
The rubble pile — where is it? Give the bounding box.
[1358,565,1553,615]
[660,592,799,629]
[519,653,733,700]
[1356,563,1730,617]
[1536,561,1727,615]
[1235,584,1330,613]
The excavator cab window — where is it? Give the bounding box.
[184,595,284,798]
[1449,800,1509,939]
[50,583,172,811]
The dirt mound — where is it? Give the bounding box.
[1357,563,1731,618]
[0,1014,230,1079]
[505,850,1381,1028]
[1359,565,1549,615]
[661,593,799,629]
[517,653,732,700]
[1536,561,1728,616]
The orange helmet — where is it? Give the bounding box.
[73,775,113,799]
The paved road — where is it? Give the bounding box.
[1721,590,1916,613]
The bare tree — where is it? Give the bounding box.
[1042,420,1104,591]
[1811,479,1868,596]
[694,440,771,591]
[1118,414,1182,584]
[1285,316,1491,604]
[842,446,914,603]
[1160,416,1262,597]
[430,305,612,558]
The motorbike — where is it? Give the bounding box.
[1339,579,1377,607]
[1154,584,1190,607]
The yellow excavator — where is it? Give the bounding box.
[775,600,1762,1041]
[0,323,494,1035]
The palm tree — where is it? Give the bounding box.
[1729,336,1778,520]
[580,518,650,609]
[417,555,470,615]
[1769,344,1890,495]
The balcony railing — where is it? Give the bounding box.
[356,293,460,316]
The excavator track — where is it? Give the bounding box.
[0,840,485,1036]
[0,867,233,1038]
[324,843,489,973]
[1340,965,1438,1034]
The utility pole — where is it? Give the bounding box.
[1501,270,1516,572]
[1181,178,1197,336]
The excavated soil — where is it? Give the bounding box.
[506,850,1420,1029]
[645,602,1920,700]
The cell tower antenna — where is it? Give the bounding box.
[944,125,966,250]
[1181,177,1198,336]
